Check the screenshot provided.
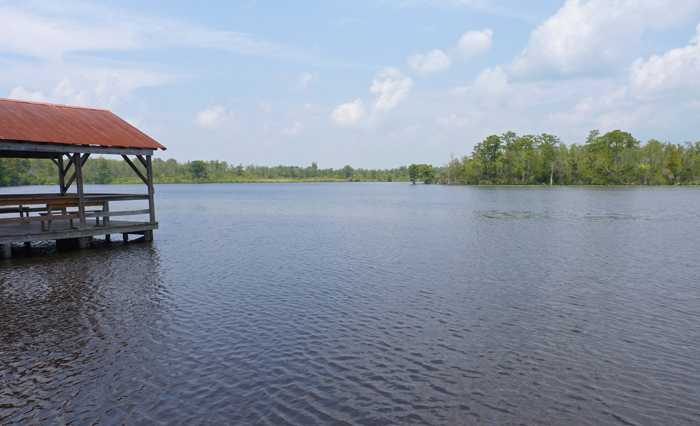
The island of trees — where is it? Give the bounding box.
[1,129,698,187]
[435,130,700,186]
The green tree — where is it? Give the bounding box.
[536,133,561,185]
[408,164,420,184]
[343,165,354,179]
[474,135,502,181]
[0,159,7,186]
[5,158,31,186]
[94,157,113,184]
[189,160,208,180]
[420,164,435,184]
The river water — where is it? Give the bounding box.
[1,183,699,425]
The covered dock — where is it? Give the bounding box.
[0,98,167,258]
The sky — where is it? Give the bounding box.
[2,0,700,169]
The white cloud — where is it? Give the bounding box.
[8,69,172,108]
[0,1,296,60]
[330,67,413,127]
[452,66,512,109]
[508,0,700,78]
[453,29,492,60]
[9,87,47,102]
[435,112,482,128]
[331,99,365,126]
[379,0,489,9]
[407,49,452,74]
[296,72,317,90]
[259,102,274,114]
[281,122,305,135]
[195,106,234,129]
[629,23,700,98]
[370,67,414,112]
[544,88,628,127]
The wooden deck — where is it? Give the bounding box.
[0,220,157,244]
[0,192,157,258]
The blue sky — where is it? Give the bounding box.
[2,0,700,169]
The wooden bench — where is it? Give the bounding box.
[39,202,107,231]
[0,201,107,231]
[0,206,30,217]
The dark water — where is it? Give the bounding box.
[2,184,699,425]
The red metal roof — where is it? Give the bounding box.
[0,98,166,151]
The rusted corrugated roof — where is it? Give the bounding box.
[0,98,166,150]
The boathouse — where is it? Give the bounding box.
[0,98,167,258]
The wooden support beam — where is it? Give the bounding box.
[58,155,67,194]
[137,155,148,168]
[103,201,110,226]
[122,155,148,185]
[63,155,74,175]
[63,154,89,193]
[0,140,154,157]
[146,155,156,224]
[75,153,86,228]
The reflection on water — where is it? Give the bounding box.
[1,184,700,425]
[1,244,170,425]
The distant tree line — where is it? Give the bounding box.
[438,130,700,186]
[2,129,696,187]
[0,157,411,186]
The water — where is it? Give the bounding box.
[1,183,699,425]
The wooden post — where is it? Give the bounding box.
[77,237,89,249]
[147,155,156,224]
[74,153,86,229]
[58,155,66,195]
[103,201,110,226]
[1,243,10,259]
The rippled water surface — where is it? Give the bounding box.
[2,184,700,425]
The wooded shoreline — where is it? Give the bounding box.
[2,129,699,187]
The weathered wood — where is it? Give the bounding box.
[58,155,66,194]
[75,153,86,228]
[64,153,89,193]
[78,237,89,249]
[103,201,110,226]
[0,197,78,206]
[137,155,148,168]
[0,213,80,225]
[1,221,158,244]
[0,140,154,157]
[122,155,149,185]
[85,209,151,218]
[1,243,10,259]
[0,207,29,215]
[147,155,156,224]
[83,194,150,202]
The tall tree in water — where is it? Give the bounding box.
[408,164,420,184]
